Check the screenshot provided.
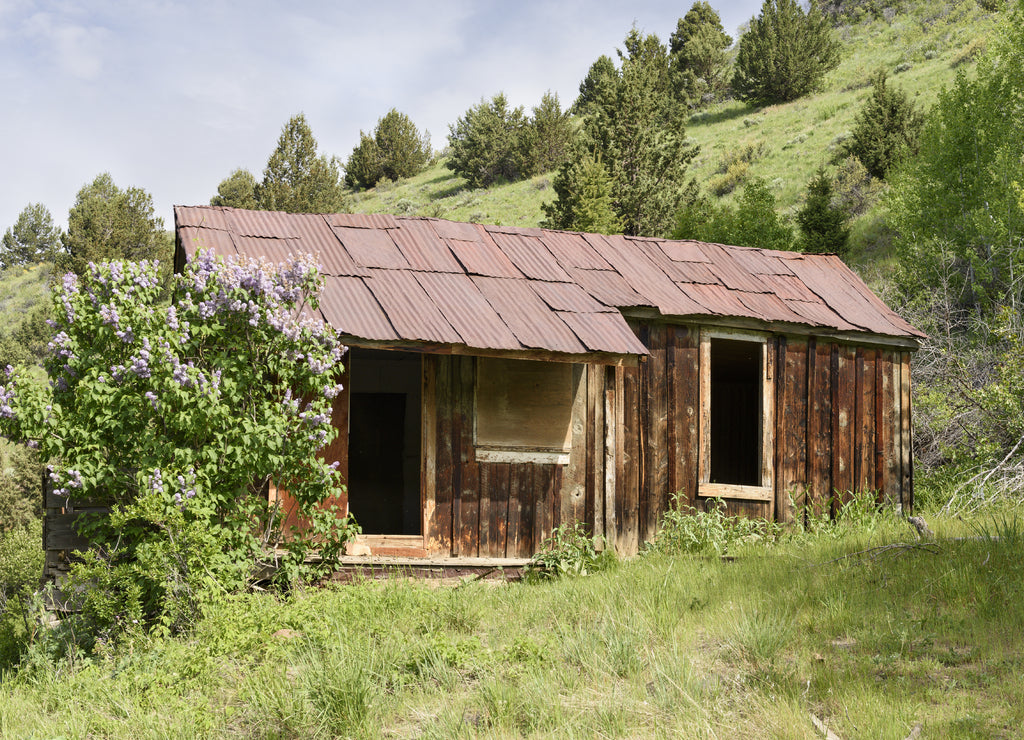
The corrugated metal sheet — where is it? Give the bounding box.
[566,267,653,309]
[445,237,523,279]
[178,226,236,259]
[175,206,232,231]
[473,277,586,353]
[540,231,612,270]
[318,276,398,341]
[414,272,521,350]
[530,281,610,314]
[173,207,923,355]
[325,212,397,230]
[331,226,409,270]
[488,232,572,282]
[363,269,462,344]
[558,311,650,354]
[389,220,462,272]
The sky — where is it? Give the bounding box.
[0,0,763,233]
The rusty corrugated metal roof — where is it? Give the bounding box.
[173,206,924,358]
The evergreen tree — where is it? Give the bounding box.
[542,148,622,234]
[529,91,575,173]
[674,178,795,251]
[374,109,431,182]
[256,113,345,213]
[732,0,840,105]
[797,169,850,255]
[61,173,171,276]
[210,168,258,209]
[447,93,533,188]
[669,2,733,105]
[843,70,924,179]
[573,55,619,115]
[1,203,63,267]
[346,108,431,190]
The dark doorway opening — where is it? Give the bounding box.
[709,338,762,486]
[347,348,422,534]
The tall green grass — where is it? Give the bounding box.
[3,504,1022,738]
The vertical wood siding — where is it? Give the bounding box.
[418,324,914,558]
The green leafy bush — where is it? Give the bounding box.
[0,253,357,646]
[525,523,614,581]
[646,497,781,556]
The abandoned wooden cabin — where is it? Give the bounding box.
[172,206,924,560]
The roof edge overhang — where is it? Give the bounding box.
[619,309,923,351]
[340,337,641,367]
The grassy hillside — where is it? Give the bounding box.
[346,0,997,236]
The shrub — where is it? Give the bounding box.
[345,109,432,190]
[524,523,614,581]
[842,69,924,179]
[797,168,850,255]
[646,497,781,556]
[732,0,841,105]
[0,254,357,646]
[446,93,533,188]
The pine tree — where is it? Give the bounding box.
[732,0,840,105]
[573,55,619,115]
[529,91,575,173]
[797,169,850,255]
[1,203,63,267]
[542,149,622,234]
[61,173,171,276]
[669,2,733,105]
[446,93,533,188]
[256,113,345,213]
[842,70,924,179]
[210,168,258,209]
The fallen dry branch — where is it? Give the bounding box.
[808,541,941,568]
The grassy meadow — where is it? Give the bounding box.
[3,504,1022,738]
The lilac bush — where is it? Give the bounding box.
[0,251,356,638]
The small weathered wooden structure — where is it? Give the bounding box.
[173,206,923,559]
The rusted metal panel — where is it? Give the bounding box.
[541,231,612,270]
[735,291,809,324]
[665,260,721,285]
[232,235,303,264]
[175,205,233,231]
[726,246,795,276]
[472,277,586,353]
[432,218,484,242]
[414,271,521,350]
[445,237,523,278]
[585,234,705,316]
[557,311,650,355]
[530,281,610,314]
[699,243,773,294]
[757,274,822,303]
[363,269,461,344]
[318,276,398,341]
[565,267,652,309]
[676,283,756,317]
[783,299,860,332]
[229,209,300,238]
[658,239,710,263]
[331,225,410,269]
[325,212,398,230]
[489,231,572,282]
[178,226,237,259]
[389,220,462,272]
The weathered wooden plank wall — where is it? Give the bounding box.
[419,324,914,558]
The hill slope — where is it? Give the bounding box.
[346,0,997,234]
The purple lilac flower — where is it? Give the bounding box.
[145,391,158,410]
